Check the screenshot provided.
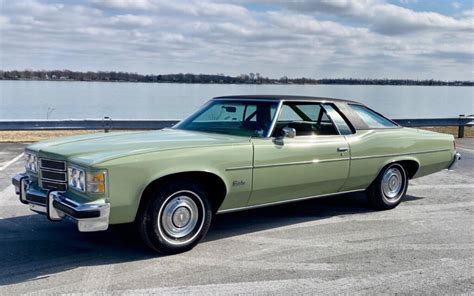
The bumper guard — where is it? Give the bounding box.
[12,173,110,232]
[448,152,461,170]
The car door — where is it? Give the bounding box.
[248,102,351,206]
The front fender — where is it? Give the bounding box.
[98,144,253,224]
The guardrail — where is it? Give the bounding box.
[393,115,473,138]
[0,115,472,137]
[0,118,178,132]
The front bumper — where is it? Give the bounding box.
[448,152,461,170]
[12,173,110,232]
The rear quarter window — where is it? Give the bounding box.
[349,104,398,129]
[323,104,354,135]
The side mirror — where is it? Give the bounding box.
[282,127,296,138]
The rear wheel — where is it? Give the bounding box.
[367,163,408,210]
[136,179,212,254]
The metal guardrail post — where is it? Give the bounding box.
[103,117,112,133]
[458,115,465,138]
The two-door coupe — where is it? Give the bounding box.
[12,95,460,254]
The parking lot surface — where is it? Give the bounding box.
[0,140,473,295]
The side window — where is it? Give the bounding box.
[272,103,339,136]
[323,104,353,135]
[243,104,257,121]
[278,105,303,121]
[350,104,397,128]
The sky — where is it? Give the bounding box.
[0,0,473,80]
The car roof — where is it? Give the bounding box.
[212,95,358,104]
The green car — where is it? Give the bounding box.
[12,95,460,254]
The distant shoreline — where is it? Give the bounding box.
[2,79,473,87]
[1,70,472,86]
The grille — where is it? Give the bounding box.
[39,158,67,191]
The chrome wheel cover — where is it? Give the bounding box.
[381,167,403,199]
[157,190,205,245]
[161,195,199,239]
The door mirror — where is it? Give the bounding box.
[282,127,296,138]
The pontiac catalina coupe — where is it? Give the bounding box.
[12,95,461,254]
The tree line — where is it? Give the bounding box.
[0,70,472,86]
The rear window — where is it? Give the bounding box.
[349,104,398,128]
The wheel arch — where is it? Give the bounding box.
[136,171,228,220]
[375,157,420,181]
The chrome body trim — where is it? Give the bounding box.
[266,100,284,137]
[225,166,253,171]
[253,157,350,169]
[255,160,314,168]
[217,189,365,214]
[226,149,448,171]
[351,148,450,160]
[226,157,350,171]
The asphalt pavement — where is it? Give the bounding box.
[0,140,472,295]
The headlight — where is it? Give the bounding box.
[68,166,86,192]
[25,152,38,173]
[68,166,107,194]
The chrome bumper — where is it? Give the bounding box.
[12,173,110,232]
[448,152,461,170]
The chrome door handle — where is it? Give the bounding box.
[337,147,349,152]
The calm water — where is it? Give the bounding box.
[0,81,473,120]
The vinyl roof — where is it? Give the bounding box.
[212,95,357,104]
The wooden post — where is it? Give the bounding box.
[458,115,465,138]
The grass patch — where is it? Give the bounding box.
[420,126,474,138]
[0,130,101,143]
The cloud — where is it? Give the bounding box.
[107,14,154,27]
[90,0,155,10]
[282,0,472,35]
[0,0,472,80]
[10,0,65,15]
[0,15,10,27]
[91,0,250,19]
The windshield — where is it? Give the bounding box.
[174,100,279,137]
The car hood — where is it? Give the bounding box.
[28,129,250,166]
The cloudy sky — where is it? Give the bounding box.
[0,0,472,80]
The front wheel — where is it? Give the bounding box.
[136,180,212,254]
[367,163,408,210]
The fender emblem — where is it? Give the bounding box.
[232,180,246,187]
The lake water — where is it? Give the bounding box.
[0,80,473,120]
